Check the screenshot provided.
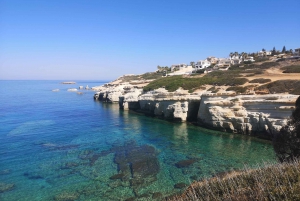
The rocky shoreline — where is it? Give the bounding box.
[92,76,298,139]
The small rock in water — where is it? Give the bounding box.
[67,88,78,92]
[62,162,79,169]
[125,197,136,201]
[190,175,198,180]
[175,159,197,168]
[109,173,125,180]
[130,178,144,186]
[0,169,11,175]
[54,191,79,201]
[23,172,44,180]
[174,182,188,189]
[152,192,162,199]
[0,182,15,193]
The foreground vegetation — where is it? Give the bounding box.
[168,160,300,201]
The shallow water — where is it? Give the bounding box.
[0,80,276,200]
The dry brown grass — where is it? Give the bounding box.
[167,160,300,201]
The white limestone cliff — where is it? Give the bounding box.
[197,93,297,136]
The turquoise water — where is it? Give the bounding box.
[0,80,276,201]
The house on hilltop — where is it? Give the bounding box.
[230,55,242,65]
[206,56,219,64]
[195,59,211,69]
[215,58,231,70]
[171,64,187,71]
[244,56,255,62]
[294,48,300,56]
[258,51,272,57]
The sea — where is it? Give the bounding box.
[0,80,276,201]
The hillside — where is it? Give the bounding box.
[142,60,300,94]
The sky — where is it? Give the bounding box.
[0,0,299,80]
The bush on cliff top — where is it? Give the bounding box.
[256,80,300,95]
[226,86,248,94]
[249,78,271,83]
[282,65,300,73]
[143,74,248,92]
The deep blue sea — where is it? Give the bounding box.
[0,80,276,201]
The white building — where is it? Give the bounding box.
[194,59,211,69]
[258,51,272,57]
[294,48,300,56]
[206,56,219,64]
[244,56,255,62]
[171,63,187,71]
[230,55,242,65]
[213,58,231,70]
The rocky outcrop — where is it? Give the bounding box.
[93,78,298,137]
[197,93,298,137]
[137,89,201,122]
[94,82,142,103]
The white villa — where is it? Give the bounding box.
[195,59,211,69]
[215,58,231,70]
[244,56,255,62]
[206,56,219,64]
[171,63,187,71]
[258,51,272,57]
[294,48,300,56]
[230,55,242,65]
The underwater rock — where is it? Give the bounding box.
[23,172,44,180]
[113,143,160,180]
[54,191,79,201]
[190,175,198,181]
[175,159,197,168]
[125,197,136,201]
[109,173,125,180]
[174,182,188,189]
[129,178,144,187]
[108,180,122,189]
[152,192,163,199]
[0,182,15,193]
[78,150,94,160]
[138,193,150,199]
[61,162,79,169]
[0,169,11,175]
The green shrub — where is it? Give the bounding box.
[226,86,247,93]
[243,61,253,64]
[259,62,279,69]
[143,73,249,92]
[249,78,271,83]
[282,65,300,73]
[256,80,300,94]
[195,69,205,74]
[207,87,218,93]
[141,72,164,79]
[254,57,269,62]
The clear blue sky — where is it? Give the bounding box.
[0,0,299,80]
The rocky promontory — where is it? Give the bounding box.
[93,59,300,138]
